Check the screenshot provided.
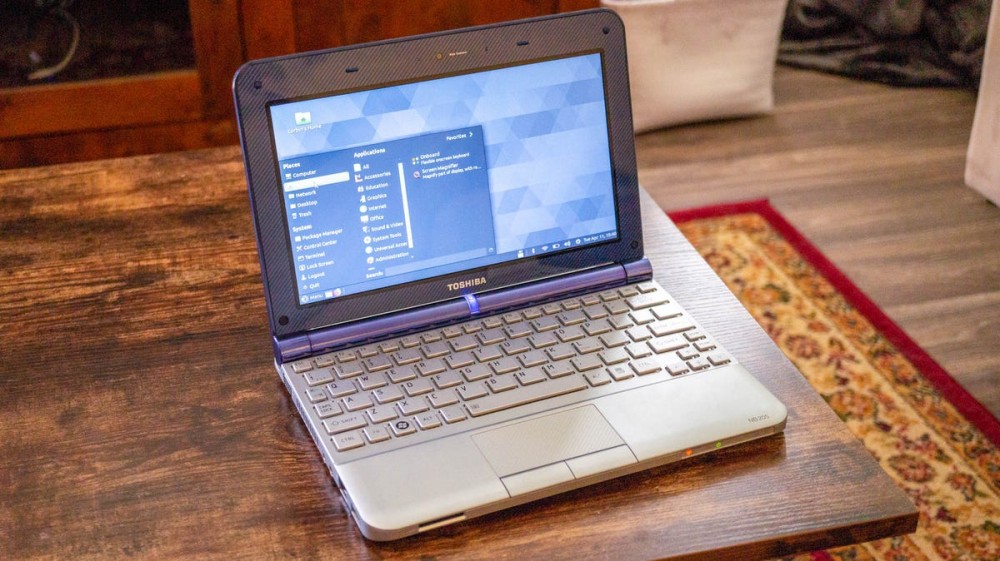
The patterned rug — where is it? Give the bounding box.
[669,200,1000,561]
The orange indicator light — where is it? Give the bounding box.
[684,449,693,457]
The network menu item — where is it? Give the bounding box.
[280,125,495,304]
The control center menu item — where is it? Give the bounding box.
[280,126,495,304]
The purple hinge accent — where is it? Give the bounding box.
[623,257,653,283]
[275,334,311,362]
[475,263,627,315]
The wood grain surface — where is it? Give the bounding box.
[0,67,930,560]
[637,67,1000,419]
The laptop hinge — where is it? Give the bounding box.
[274,257,652,363]
[623,257,653,283]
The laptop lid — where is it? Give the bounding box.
[234,9,641,345]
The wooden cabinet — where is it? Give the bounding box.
[0,0,596,169]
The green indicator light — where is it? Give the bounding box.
[715,441,723,449]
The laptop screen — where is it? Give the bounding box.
[268,52,617,306]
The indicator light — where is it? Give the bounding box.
[715,441,723,449]
[684,449,693,457]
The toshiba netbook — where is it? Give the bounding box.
[234,9,786,541]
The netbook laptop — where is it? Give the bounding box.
[233,9,786,541]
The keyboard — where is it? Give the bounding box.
[284,280,734,456]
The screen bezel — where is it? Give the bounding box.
[234,9,641,339]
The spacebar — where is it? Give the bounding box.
[465,376,588,417]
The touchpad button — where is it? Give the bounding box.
[472,405,625,477]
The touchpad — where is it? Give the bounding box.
[472,405,625,477]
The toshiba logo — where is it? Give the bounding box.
[447,277,487,291]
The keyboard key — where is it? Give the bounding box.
[608,314,633,330]
[531,316,560,332]
[432,370,463,389]
[315,401,342,419]
[336,350,357,362]
[503,323,532,339]
[500,338,531,355]
[326,380,357,398]
[428,389,459,408]
[515,367,547,385]
[373,385,404,404]
[387,365,418,384]
[557,310,587,325]
[415,411,443,430]
[291,359,314,373]
[599,348,631,365]
[489,357,519,375]
[357,372,388,391]
[441,406,468,424]
[583,370,612,387]
[556,325,586,342]
[487,373,518,393]
[482,316,504,329]
[627,292,669,310]
[342,394,373,412]
[545,343,575,361]
[582,320,613,337]
[528,332,559,349]
[474,345,503,362]
[694,341,717,353]
[378,341,400,353]
[449,335,478,352]
[457,382,489,401]
[649,318,696,337]
[707,353,732,366]
[607,365,633,381]
[518,350,548,368]
[398,398,430,416]
[626,326,652,343]
[416,359,446,376]
[445,351,475,369]
[332,431,365,451]
[315,354,336,367]
[677,348,700,361]
[561,299,582,310]
[583,305,609,320]
[462,323,483,334]
[399,336,421,348]
[364,425,391,443]
[390,418,417,437]
[335,362,364,379]
[600,332,630,348]
[571,355,603,372]
[647,335,689,354]
[459,364,492,382]
[478,328,505,345]
[393,348,422,365]
[542,361,575,379]
[403,378,434,396]
[629,309,656,325]
[304,369,334,386]
[442,326,463,338]
[366,405,398,424]
[687,357,712,371]
[356,345,379,358]
[305,387,328,403]
[605,300,629,315]
[651,304,683,321]
[323,414,366,434]
[502,312,524,324]
[666,362,690,376]
[636,281,658,294]
[626,342,653,359]
[631,359,661,376]
[465,376,587,417]
[422,341,450,358]
[684,330,707,342]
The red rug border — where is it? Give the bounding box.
[668,198,1000,448]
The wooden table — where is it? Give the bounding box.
[0,143,916,559]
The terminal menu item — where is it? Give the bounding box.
[280,126,494,304]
